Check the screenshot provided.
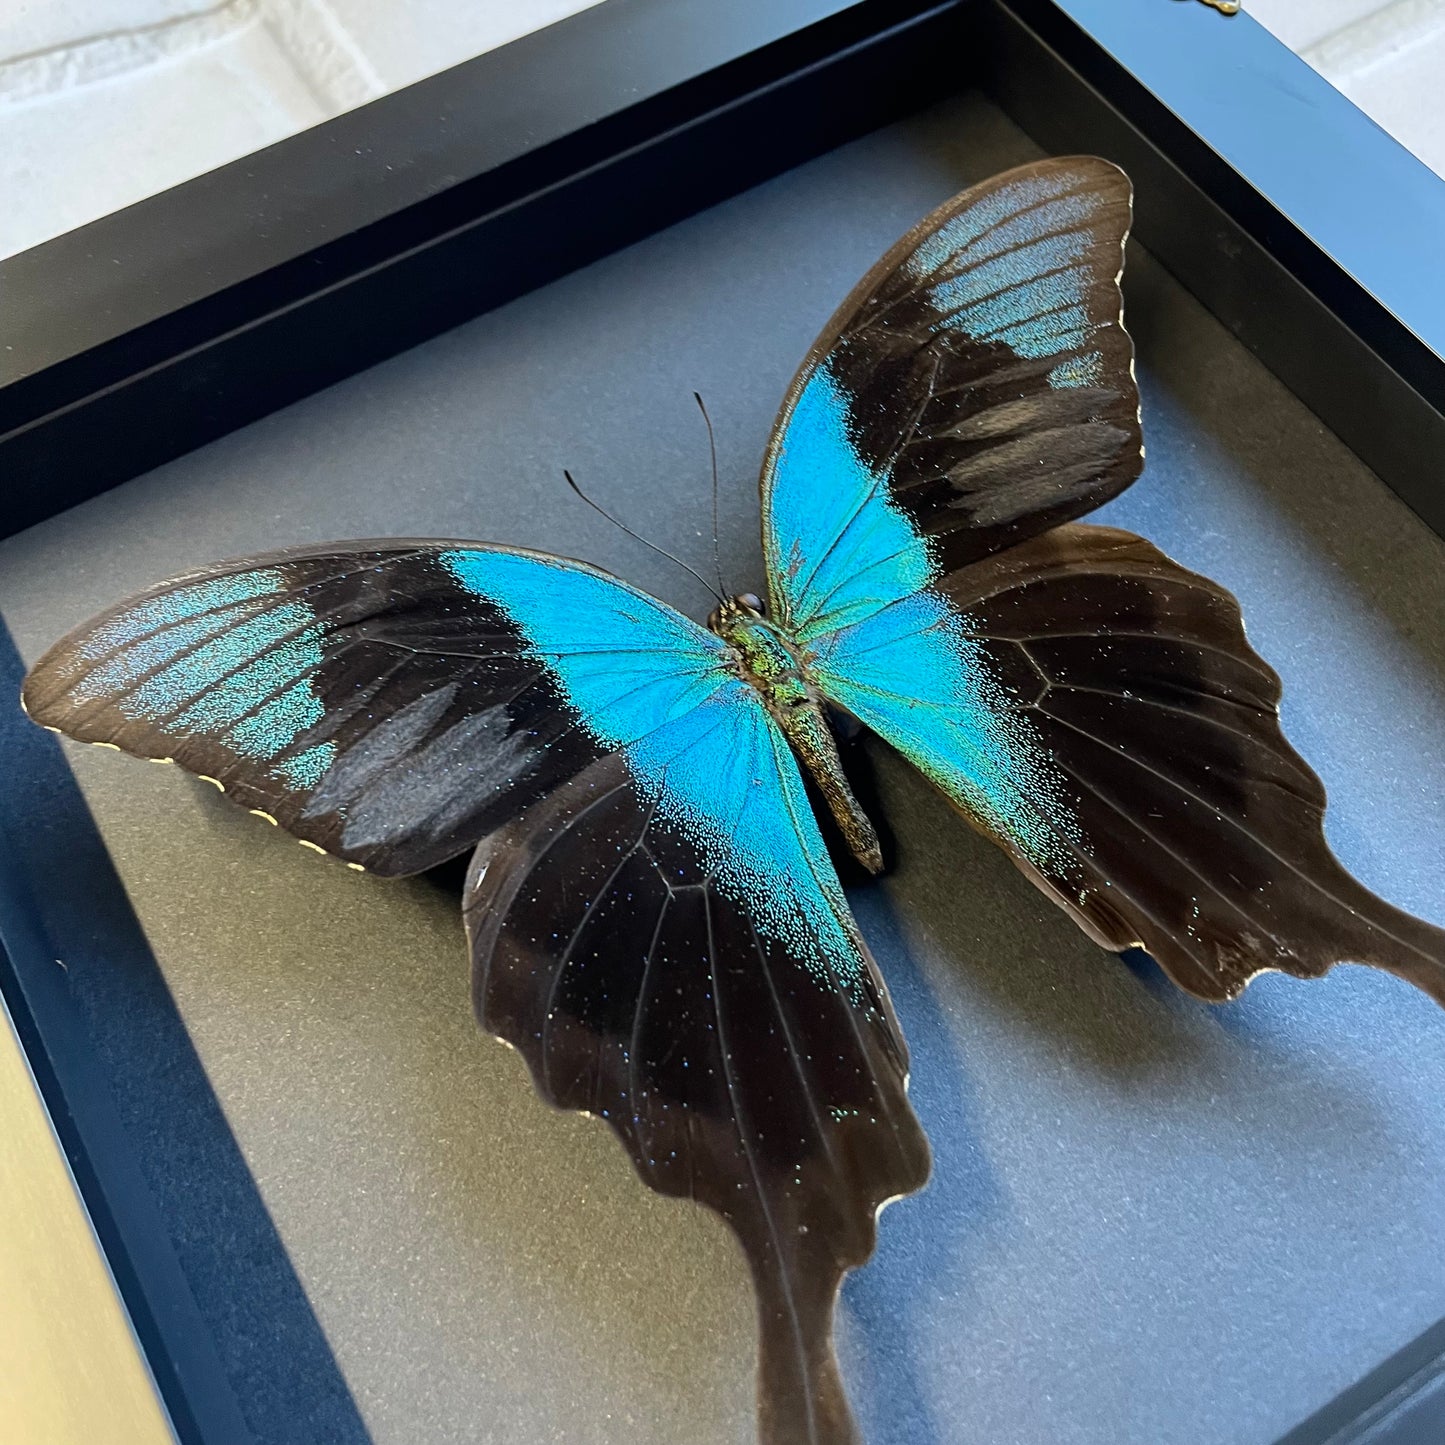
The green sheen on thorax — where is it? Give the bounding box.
[709,593,883,874]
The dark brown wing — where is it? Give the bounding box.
[869,524,1445,1005]
[466,751,930,1445]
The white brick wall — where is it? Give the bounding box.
[1248,0,1445,177]
[0,0,603,258]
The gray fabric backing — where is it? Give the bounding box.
[2,93,1443,1445]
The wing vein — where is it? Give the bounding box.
[626,865,676,1185]
[784,476,887,623]
[704,886,818,1444]
[1041,710,1437,964]
[1048,753,1290,970]
[744,913,847,1192]
[541,785,663,1099]
[855,177,1105,332]
[1046,679,1274,738]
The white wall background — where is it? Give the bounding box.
[0,1,1442,258]
[0,0,604,258]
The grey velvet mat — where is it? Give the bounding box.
[2,93,1444,1445]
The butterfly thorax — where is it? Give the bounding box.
[709,595,883,874]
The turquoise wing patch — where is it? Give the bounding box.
[760,155,1140,589]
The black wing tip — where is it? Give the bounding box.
[1337,894,1445,1012]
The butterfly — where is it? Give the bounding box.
[22,156,1445,1445]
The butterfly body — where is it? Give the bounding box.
[22,155,1445,1445]
[712,592,884,872]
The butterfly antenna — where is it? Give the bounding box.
[563,470,723,603]
[693,391,726,598]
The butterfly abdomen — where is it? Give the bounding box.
[711,596,883,875]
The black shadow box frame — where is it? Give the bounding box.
[2,2,1444,1443]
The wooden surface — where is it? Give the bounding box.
[0,996,174,1445]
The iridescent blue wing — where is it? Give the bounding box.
[23,541,929,1444]
[762,157,1445,1005]
[761,154,1140,621]
[21,541,714,875]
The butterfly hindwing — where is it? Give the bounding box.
[933,525,1445,1001]
[466,725,928,1445]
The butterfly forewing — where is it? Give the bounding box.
[21,543,728,875]
[761,153,1141,621]
[24,545,573,872]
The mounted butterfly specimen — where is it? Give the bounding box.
[22,157,1445,1445]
